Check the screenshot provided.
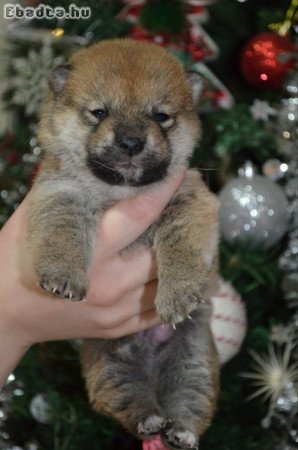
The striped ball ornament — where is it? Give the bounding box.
[210,277,247,365]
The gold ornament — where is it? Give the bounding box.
[268,0,298,36]
[51,28,65,38]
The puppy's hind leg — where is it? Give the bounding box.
[156,308,219,450]
[81,337,168,440]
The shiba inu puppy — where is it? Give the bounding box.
[27,39,219,449]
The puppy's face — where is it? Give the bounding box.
[40,39,201,186]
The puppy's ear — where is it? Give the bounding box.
[49,64,74,95]
[186,71,204,104]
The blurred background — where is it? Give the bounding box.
[0,1,297,449]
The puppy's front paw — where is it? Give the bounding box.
[155,282,203,325]
[38,268,88,301]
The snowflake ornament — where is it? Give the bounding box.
[243,342,298,403]
[245,319,298,445]
[10,39,65,117]
[249,99,277,121]
[242,338,298,432]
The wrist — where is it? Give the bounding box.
[0,319,30,388]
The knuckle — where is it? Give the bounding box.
[87,285,117,307]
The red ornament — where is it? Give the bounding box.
[187,43,205,61]
[240,32,296,90]
[129,26,150,41]
[189,6,204,14]
[6,150,21,165]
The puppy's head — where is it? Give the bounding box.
[40,39,202,186]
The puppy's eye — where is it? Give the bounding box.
[153,112,171,123]
[90,109,107,119]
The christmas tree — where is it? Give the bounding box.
[0,1,297,449]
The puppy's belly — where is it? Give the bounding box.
[138,324,174,346]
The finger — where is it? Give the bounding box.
[85,279,158,326]
[100,309,160,339]
[46,281,157,340]
[88,247,157,305]
[100,280,158,327]
[28,280,158,342]
[96,171,185,260]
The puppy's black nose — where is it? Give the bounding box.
[118,136,144,156]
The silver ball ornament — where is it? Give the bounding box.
[219,163,289,248]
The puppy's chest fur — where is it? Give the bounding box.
[36,158,218,266]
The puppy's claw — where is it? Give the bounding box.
[39,280,48,291]
[172,323,176,330]
[187,315,193,320]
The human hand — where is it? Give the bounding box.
[0,172,184,383]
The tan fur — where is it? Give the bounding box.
[28,39,220,449]
[38,39,199,187]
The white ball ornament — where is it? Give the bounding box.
[210,277,247,365]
